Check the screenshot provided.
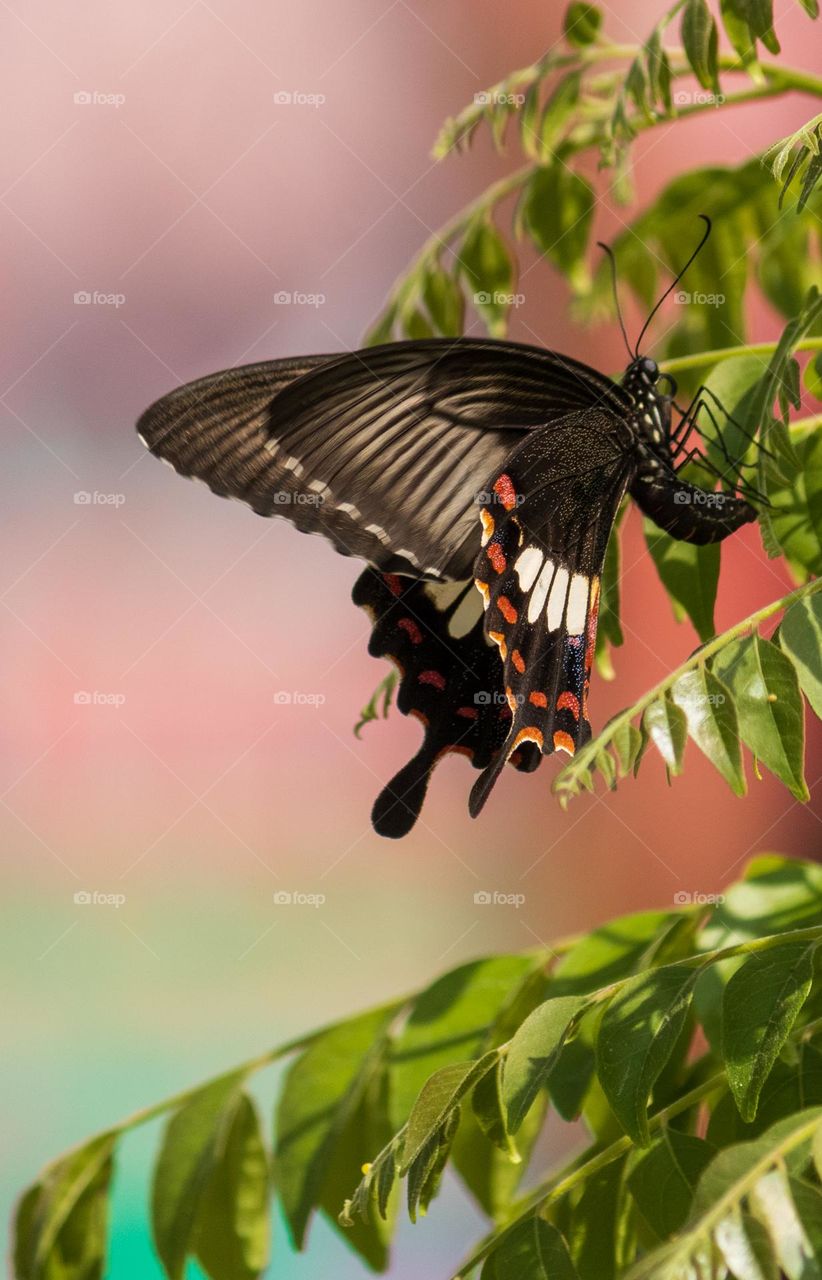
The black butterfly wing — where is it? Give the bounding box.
[138,339,629,579]
[468,409,636,818]
[352,568,540,838]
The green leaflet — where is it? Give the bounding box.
[596,964,699,1146]
[780,589,822,715]
[458,217,515,337]
[721,940,818,1123]
[14,1133,116,1280]
[274,1005,395,1248]
[519,167,594,292]
[400,1052,499,1173]
[711,634,808,801]
[670,666,745,795]
[194,1095,270,1280]
[644,517,720,643]
[480,1217,579,1280]
[503,996,589,1132]
[152,1074,249,1280]
[628,1130,716,1240]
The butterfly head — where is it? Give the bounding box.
[621,355,678,453]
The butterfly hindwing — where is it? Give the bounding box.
[468,409,635,817]
[352,568,540,838]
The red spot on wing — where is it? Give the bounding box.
[487,542,507,574]
[418,670,446,690]
[556,691,580,719]
[493,474,517,511]
[397,617,423,644]
[511,649,525,674]
[529,691,548,708]
[384,573,402,596]
[456,706,479,719]
[497,596,518,625]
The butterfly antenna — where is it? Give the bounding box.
[597,240,632,361]
[634,214,712,357]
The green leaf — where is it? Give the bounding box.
[595,514,625,677]
[471,1058,518,1157]
[644,517,719,641]
[422,267,465,337]
[626,1110,822,1279]
[708,1042,822,1146]
[194,1095,270,1280]
[354,670,397,738]
[152,1073,247,1280]
[536,73,582,159]
[681,0,720,92]
[459,218,514,336]
[563,2,602,45]
[670,666,746,795]
[566,1154,628,1280]
[407,1107,460,1223]
[451,1087,547,1220]
[275,1005,395,1247]
[763,428,822,575]
[642,696,687,774]
[318,1060,396,1269]
[712,635,808,801]
[597,964,698,1146]
[780,589,822,717]
[520,167,595,292]
[722,940,818,1123]
[791,1177,822,1263]
[503,995,588,1132]
[400,1051,498,1173]
[480,1216,579,1280]
[628,1130,716,1239]
[389,955,542,1130]
[14,1133,116,1280]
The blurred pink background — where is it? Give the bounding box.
[3,1,821,1275]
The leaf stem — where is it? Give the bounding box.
[661,336,822,375]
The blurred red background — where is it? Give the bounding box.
[2,2,820,1275]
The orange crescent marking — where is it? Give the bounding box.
[553,730,576,756]
[556,691,580,719]
[529,691,548,708]
[489,630,508,660]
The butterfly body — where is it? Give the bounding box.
[138,335,757,836]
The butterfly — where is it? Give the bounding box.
[137,218,758,837]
